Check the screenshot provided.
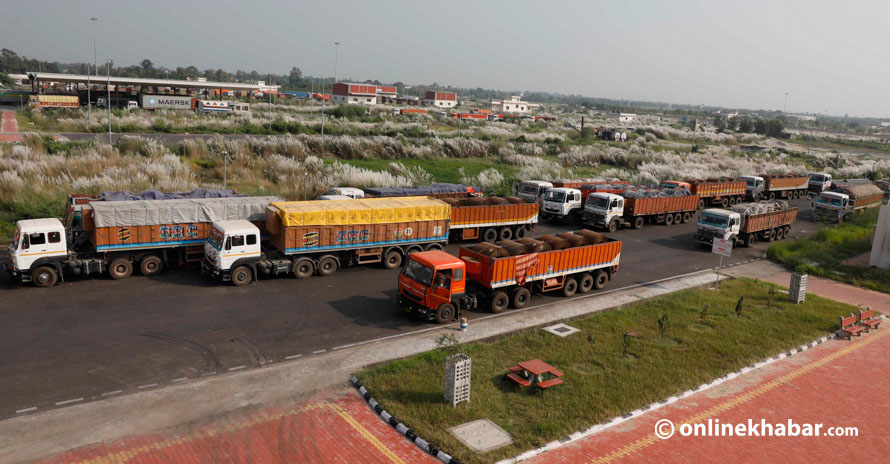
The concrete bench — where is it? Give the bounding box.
[839,313,866,340]
[859,308,882,332]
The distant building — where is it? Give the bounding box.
[424,91,457,108]
[490,95,536,114]
[788,114,816,121]
[376,85,398,104]
[881,122,890,127]
[7,73,29,87]
[619,113,636,123]
[332,82,379,105]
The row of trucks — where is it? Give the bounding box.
[28,93,250,112]
[5,190,538,288]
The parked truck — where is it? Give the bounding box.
[5,196,281,287]
[513,180,553,204]
[139,94,197,110]
[813,182,883,223]
[695,202,798,247]
[807,172,832,196]
[29,94,79,109]
[740,174,808,201]
[582,191,699,231]
[442,196,538,242]
[397,230,622,323]
[660,178,746,209]
[540,182,629,224]
[202,197,451,285]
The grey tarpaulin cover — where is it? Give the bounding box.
[731,200,789,215]
[90,196,283,228]
[363,183,474,197]
[99,189,246,201]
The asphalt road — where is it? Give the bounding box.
[0,199,819,418]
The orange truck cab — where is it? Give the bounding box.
[398,250,474,323]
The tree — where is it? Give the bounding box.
[288,66,303,87]
[139,59,154,77]
[713,114,727,133]
[738,116,755,133]
[727,116,740,132]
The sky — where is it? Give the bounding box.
[2,0,888,117]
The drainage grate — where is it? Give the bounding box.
[543,323,580,337]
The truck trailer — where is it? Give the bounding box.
[740,174,808,201]
[582,191,699,231]
[139,94,197,110]
[397,230,622,323]
[660,178,746,209]
[813,182,883,223]
[203,197,451,285]
[696,202,798,247]
[29,94,79,109]
[5,196,281,287]
[442,196,538,242]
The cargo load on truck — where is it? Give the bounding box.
[696,201,798,247]
[660,177,746,209]
[362,183,481,199]
[813,182,883,223]
[203,197,452,285]
[439,196,538,242]
[398,230,621,323]
[5,196,282,287]
[29,94,79,109]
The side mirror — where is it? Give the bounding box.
[224,237,232,251]
[21,235,30,250]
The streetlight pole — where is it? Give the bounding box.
[89,17,97,128]
[691,104,702,150]
[269,74,273,131]
[334,41,340,83]
[783,92,788,113]
[106,59,112,144]
[223,150,228,190]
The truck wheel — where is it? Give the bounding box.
[767,228,777,241]
[664,214,674,226]
[569,210,582,225]
[753,194,761,202]
[721,197,729,208]
[594,270,609,290]
[682,212,692,223]
[317,256,338,276]
[775,227,785,240]
[232,265,252,286]
[498,227,513,241]
[768,192,776,200]
[608,218,618,233]
[435,303,455,324]
[511,287,531,309]
[109,258,133,280]
[563,277,578,297]
[783,225,791,237]
[140,256,163,276]
[425,243,444,252]
[384,249,403,269]
[33,266,58,288]
[513,226,527,239]
[745,234,756,247]
[633,217,645,229]
[294,258,314,279]
[673,213,683,224]
[405,246,423,256]
[698,199,705,210]
[482,228,498,243]
[490,291,509,313]
[578,273,594,293]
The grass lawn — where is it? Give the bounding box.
[768,209,890,293]
[357,278,855,464]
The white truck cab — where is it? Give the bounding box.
[541,187,584,222]
[318,194,354,201]
[582,193,625,230]
[808,172,832,195]
[127,101,138,110]
[513,180,553,204]
[813,191,848,222]
[695,209,741,244]
[324,187,364,199]
[739,175,765,198]
[7,218,68,284]
[204,220,262,283]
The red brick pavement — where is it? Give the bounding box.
[0,110,23,142]
[527,273,890,464]
[37,389,437,464]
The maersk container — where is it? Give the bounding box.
[139,94,196,110]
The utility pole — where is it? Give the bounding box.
[269,74,273,131]
[691,104,702,150]
[223,150,228,190]
[89,17,98,128]
[334,41,340,83]
[106,60,112,144]
[783,92,789,113]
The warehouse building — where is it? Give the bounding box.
[376,85,397,103]
[332,83,379,105]
[423,91,457,108]
[490,95,536,114]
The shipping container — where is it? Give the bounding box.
[197,100,231,112]
[139,94,196,110]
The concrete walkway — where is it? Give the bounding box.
[0,109,23,142]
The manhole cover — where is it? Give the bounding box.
[543,323,580,337]
[450,419,512,452]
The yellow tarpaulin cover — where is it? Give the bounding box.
[38,95,79,103]
[271,197,450,227]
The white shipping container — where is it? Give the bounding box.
[139,94,194,110]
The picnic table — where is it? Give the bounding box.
[505,359,564,389]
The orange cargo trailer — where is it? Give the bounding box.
[625,195,700,217]
[447,200,538,242]
[742,208,798,234]
[661,178,746,208]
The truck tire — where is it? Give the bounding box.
[425,243,444,252]
[664,214,674,226]
[721,197,729,208]
[109,258,133,280]
[383,249,403,269]
[745,234,756,247]
[435,303,455,324]
[768,192,776,200]
[682,212,692,223]
[33,266,58,288]
[753,193,762,202]
[578,273,594,293]
[594,270,609,290]
[232,265,252,286]
[633,217,645,229]
[767,228,777,241]
[698,199,705,210]
[405,246,423,256]
[608,218,618,233]
[317,256,338,276]
[673,213,683,224]
[498,227,513,241]
[569,210,582,225]
[775,227,785,240]
[563,277,578,297]
[511,287,531,309]
[513,226,527,239]
[783,225,791,237]
[294,258,314,279]
[490,291,509,313]
[482,228,498,243]
[140,256,162,276]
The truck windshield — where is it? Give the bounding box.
[589,196,610,209]
[544,190,566,202]
[520,183,539,195]
[817,196,843,206]
[699,213,728,227]
[207,228,225,250]
[810,174,827,183]
[745,179,757,187]
[659,182,678,189]
[402,260,434,287]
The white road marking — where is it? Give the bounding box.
[55,398,84,406]
[285,354,302,360]
[16,407,36,414]
[171,377,188,383]
[312,349,327,354]
[228,365,246,371]
[101,390,122,397]
[137,383,158,389]
[200,371,217,377]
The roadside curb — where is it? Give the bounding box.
[350,376,460,464]
[493,328,865,464]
